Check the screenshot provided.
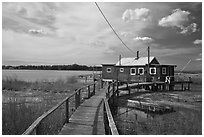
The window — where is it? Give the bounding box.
[130,68,136,75]
[162,67,166,74]
[107,68,111,73]
[138,68,144,75]
[150,67,156,75]
[120,68,124,72]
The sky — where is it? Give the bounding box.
[2,2,202,71]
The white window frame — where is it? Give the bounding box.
[130,68,136,75]
[138,67,144,75]
[162,67,166,75]
[107,68,111,73]
[150,67,156,75]
[120,68,124,73]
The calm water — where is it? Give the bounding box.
[113,105,202,135]
[2,70,96,82]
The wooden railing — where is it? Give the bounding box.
[22,82,98,135]
[103,81,119,135]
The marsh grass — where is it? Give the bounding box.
[2,76,29,91]
[2,75,90,135]
[2,75,84,93]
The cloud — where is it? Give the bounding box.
[195,58,202,61]
[89,40,105,48]
[120,31,134,37]
[133,36,154,43]
[122,8,151,22]
[158,9,197,34]
[180,23,197,34]
[28,29,47,35]
[193,39,202,45]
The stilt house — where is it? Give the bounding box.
[102,52,176,83]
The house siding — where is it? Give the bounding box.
[102,57,175,83]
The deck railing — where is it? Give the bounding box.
[103,81,119,135]
[22,82,98,135]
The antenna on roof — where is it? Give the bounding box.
[148,46,150,74]
[136,51,139,59]
[119,55,122,66]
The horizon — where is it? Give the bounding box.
[2,2,202,71]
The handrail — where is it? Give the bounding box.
[22,82,97,135]
[103,98,119,135]
[103,81,120,135]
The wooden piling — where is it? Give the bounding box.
[88,86,91,98]
[65,99,69,123]
[188,83,190,91]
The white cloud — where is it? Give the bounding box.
[133,36,154,43]
[122,8,151,22]
[195,58,202,61]
[158,9,197,34]
[28,29,47,35]
[180,23,197,34]
[193,39,202,45]
[120,31,134,37]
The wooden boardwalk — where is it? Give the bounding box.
[59,88,106,135]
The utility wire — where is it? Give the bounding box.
[95,2,136,55]
[179,59,192,73]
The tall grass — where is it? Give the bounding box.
[2,75,83,93]
[2,76,29,91]
[2,75,88,135]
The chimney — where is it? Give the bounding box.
[136,51,139,59]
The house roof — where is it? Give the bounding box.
[115,56,157,66]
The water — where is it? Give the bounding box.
[113,97,202,135]
[2,70,96,82]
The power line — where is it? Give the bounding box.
[94,2,136,55]
[179,59,192,73]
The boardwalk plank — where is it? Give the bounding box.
[59,88,106,135]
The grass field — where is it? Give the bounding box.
[2,76,92,135]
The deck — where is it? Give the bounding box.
[59,88,106,135]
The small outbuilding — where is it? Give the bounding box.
[102,56,176,83]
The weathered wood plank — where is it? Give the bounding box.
[59,88,106,135]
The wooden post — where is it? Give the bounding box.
[108,84,110,98]
[75,90,79,109]
[78,89,81,104]
[116,81,119,97]
[93,83,96,95]
[36,123,42,135]
[88,85,90,98]
[113,82,115,93]
[65,99,69,123]
[128,88,130,95]
[101,79,103,88]
[112,82,115,104]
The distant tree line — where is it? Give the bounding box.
[2,64,102,71]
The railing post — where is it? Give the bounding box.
[36,123,42,135]
[88,85,90,98]
[78,89,81,104]
[107,84,110,98]
[75,90,79,109]
[65,99,69,123]
[93,83,96,95]
[112,82,115,93]
[116,81,119,97]
[101,79,103,88]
